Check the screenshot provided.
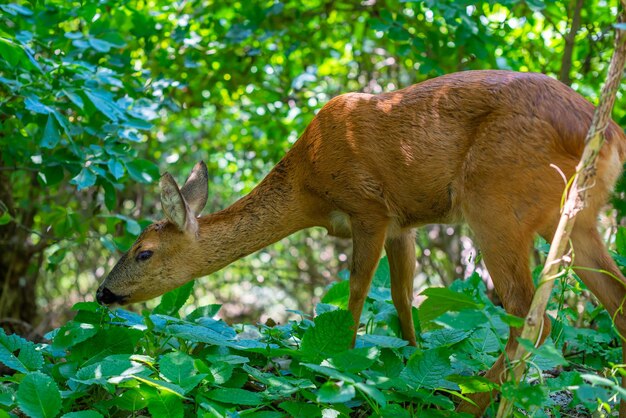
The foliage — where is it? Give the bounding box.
[2,251,626,417]
[1,0,625,325]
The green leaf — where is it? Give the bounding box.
[205,388,264,405]
[109,389,148,411]
[159,351,205,393]
[125,159,160,183]
[41,115,61,148]
[61,411,104,418]
[146,390,183,418]
[153,281,194,316]
[401,348,454,390]
[62,90,84,109]
[53,321,98,349]
[107,159,124,179]
[185,304,221,321]
[17,372,62,418]
[74,354,146,387]
[85,89,126,122]
[617,227,626,256]
[418,287,482,329]
[0,329,44,373]
[24,95,51,114]
[300,310,353,360]
[70,168,97,190]
[0,385,15,408]
[321,280,349,309]
[327,346,379,373]
[71,328,143,366]
[517,337,568,367]
[0,3,33,16]
[317,382,355,403]
[447,375,499,394]
[359,334,408,348]
[279,401,322,418]
[0,212,11,225]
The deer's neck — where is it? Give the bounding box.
[195,160,311,276]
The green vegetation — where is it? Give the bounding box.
[2,253,626,417]
[1,0,626,416]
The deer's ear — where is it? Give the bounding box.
[160,172,198,235]
[180,161,208,217]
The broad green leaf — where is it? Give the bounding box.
[401,348,454,390]
[316,382,355,403]
[423,328,472,349]
[0,385,15,408]
[185,304,221,321]
[107,158,124,179]
[17,372,62,418]
[359,334,408,348]
[70,168,97,190]
[146,390,183,418]
[62,90,84,109]
[41,115,61,148]
[327,346,379,373]
[53,322,98,349]
[153,281,194,316]
[321,280,349,309]
[24,95,51,114]
[205,388,264,405]
[447,375,498,394]
[73,354,146,387]
[300,310,353,359]
[71,328,143,366]
[85,89,125,122]
[279,401,322,418]
[61,412,103,418]
[0,329,44,373]
[159,351,205,393]
[418,287,482,329]
[517,338,568,367]
[378,404,411,418]
[0,212,11,225]
[110,389,148,411]
[0,3,33,15]
[125,159,159,183]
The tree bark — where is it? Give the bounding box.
[559,0,584,86]
[0,163,41,333]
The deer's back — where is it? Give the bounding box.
[292,70,626,231]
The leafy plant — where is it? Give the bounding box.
[1,256,625,417]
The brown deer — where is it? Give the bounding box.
[96,70,626,416]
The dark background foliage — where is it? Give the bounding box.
[0,0,624,336]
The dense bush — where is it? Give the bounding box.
[2,249,626,417]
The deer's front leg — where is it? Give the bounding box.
[347,217,389,346]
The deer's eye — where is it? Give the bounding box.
[136,250,153,262]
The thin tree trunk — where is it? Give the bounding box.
[559,0,584,86]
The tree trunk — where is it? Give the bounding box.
[0,167,40,334]
[559,0,584,86]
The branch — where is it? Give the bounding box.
[496,5,626,417]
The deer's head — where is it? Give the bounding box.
[96,161,208,305]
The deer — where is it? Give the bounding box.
[96,70,626,416]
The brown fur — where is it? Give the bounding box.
[98,70,626,416]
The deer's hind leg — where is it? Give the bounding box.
[386,230,417,346]
[568,214,626,417]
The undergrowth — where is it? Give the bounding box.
[2,237,626,417]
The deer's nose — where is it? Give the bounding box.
[96,287,125,305]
